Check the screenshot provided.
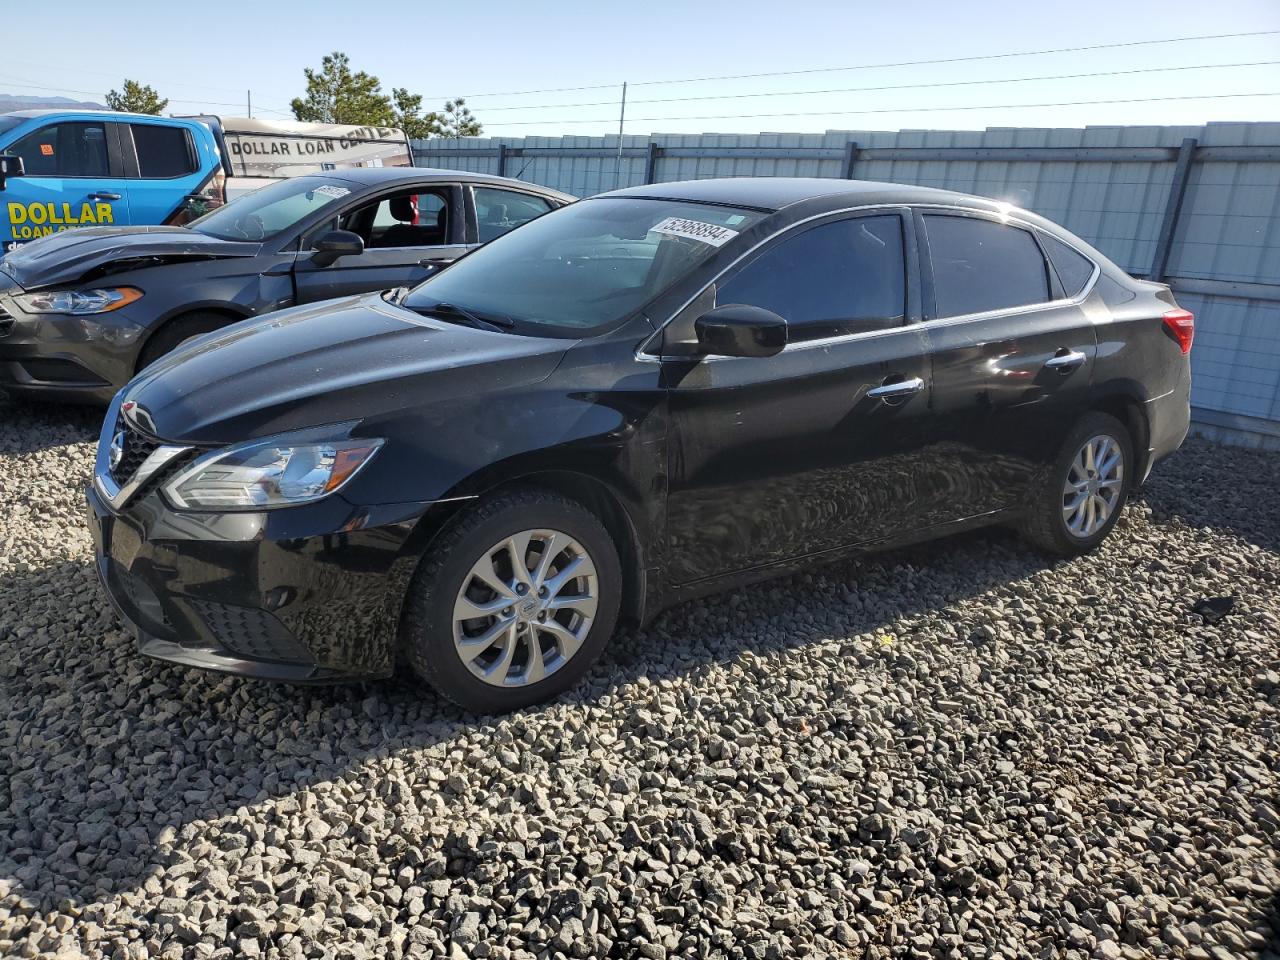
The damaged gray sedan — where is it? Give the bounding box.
[0,167,570,403]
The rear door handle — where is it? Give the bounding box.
[1044,349,1087,372]
[87,192,121,202]
[866,376,925,402]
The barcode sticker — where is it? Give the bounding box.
[651,217,739,247]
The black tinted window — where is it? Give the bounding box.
[924,215,1050,317]
[475,187,553,242]
[1040,233,1095,298]
[131,124,196,178]
[9,123,109,177]
[717,215,906,340]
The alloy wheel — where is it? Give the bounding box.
[452,529,599,687]
[1061,433,1124,539]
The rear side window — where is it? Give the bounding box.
[717,215,906,341]
[1040,233,1095,298]
[8,123,109,178]
[131,124,196,178]
[475,187,553,242]
[924,215,1050,317]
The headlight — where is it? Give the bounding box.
[163,436,384,511]
[18,287,142,316]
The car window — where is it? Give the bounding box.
[1040,233,1095,298]
[188,176,355,241]
[924,215,1050,317]
[8,123,109,178]
[475,187,553,243]
[716,215,906,341]
[403,197,765,336]
[131,124,197,179]
[335,190,449,249]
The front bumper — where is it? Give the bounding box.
[0,283,143,404]
[86,482,431,682]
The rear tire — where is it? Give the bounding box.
[136,311,234,371]
[400,488,622,713]
[1020,411,1133,557]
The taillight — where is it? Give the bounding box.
[1162,308,1194,354]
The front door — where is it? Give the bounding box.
[663,211,940,585]
[1,120,130,252]
[919,210,1099,515]
[293,186,469,303]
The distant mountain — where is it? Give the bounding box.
[0,93,107,112]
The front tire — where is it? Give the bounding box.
[1020,411,1133,557]
[400,488,622,713]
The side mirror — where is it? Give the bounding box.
[694,304,788,358]
[0,154,25,192]
[310,229,364,267]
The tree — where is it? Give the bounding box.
[437,98,483,138]
[289,52,483,138]
[392,87,442,140]
[290,52,394,126]
[105,79,168,115]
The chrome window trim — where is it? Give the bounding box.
[638,201,1101,362]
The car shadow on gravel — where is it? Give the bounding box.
[1,524,1059,913]
[1260,888,1280,959]
[0,397,102,455]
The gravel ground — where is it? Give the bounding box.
[0,397,1277,960]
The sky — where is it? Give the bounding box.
[3,0,1278,138]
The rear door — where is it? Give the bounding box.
[121,120,218,226]
[292,185,469,302]
[1,118,130,250]
[663,209,941,584]
[920,209,1099,515]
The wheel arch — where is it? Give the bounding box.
[1090,390,1151,482]
[133,304,253,374]
[482,469,648,628]
[397,468,650,634]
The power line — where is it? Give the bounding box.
[423,28,1280,100]
[469,60,1280,113]
[478,90,1280,128]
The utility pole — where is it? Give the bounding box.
[615,82,627,187]
[247,90,252,119]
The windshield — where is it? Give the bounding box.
[188,176,357,241]
[0,116,25,138]
[402,197,764,335]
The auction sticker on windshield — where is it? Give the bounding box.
[650,217,739,247]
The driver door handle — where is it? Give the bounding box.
[866,377,925,401]
[87,192,121,202]
[1044,349,1087,372]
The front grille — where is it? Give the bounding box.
[110,419,163,488]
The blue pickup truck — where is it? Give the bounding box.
[0,111,413,252]
[0,111,225,253]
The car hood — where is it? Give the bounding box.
[0,227,261,290]
[122,294,574,444]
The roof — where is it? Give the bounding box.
[1,108,186,123]
[317,166,575,200]
[606,176,991,212]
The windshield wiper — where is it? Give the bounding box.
[416,301,515,334]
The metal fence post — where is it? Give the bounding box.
[842,141,860,180]
[644,142,660,184]
[1149,137,1198,282]
[496,143,508,178]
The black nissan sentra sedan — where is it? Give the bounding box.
[86,177,1192,712]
